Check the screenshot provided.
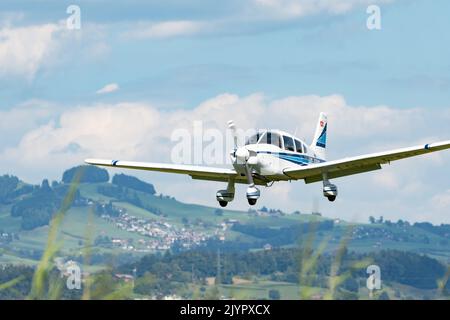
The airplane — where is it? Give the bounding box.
[85,113,450,208]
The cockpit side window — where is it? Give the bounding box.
[294,139,303,153]
[283,136,295,152]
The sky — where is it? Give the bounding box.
[0,0,449,224]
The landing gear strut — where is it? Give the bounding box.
[322,172,338,202]
[245,165,260,206]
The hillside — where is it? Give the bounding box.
[1,165,450,299]
[1,166,450,266]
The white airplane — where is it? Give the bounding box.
[86,113,450,208]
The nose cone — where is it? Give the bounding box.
[235,147,250,162]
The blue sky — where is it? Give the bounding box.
[0,0,449,223]
[1,0,449,108]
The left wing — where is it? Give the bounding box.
[84,158,256,184]
[283,140,450,184]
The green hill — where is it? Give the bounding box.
[1,166,450,267]
[1,166,450,300]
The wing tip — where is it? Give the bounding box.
[84,158,108,165]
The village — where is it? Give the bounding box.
[98,208,225,252]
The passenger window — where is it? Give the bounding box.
[294,140,303,153]
[303,144,308,154]
[283,136,295,152]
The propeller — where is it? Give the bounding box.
[228,120,259,163]
[227,120,261,205]
[229,120,251,163]
[228,120,251,164]
[228,120,238,150]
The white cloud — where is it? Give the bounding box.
[431,190,450,211]
[120,1,395,39]
[0,100,60,149]
[372,171,400,190]
[1,93,449,223]
[0,23,61,79]
[125,20,207,39]
[0,21,110,80]
[251,0,393,20]
[96,83,119,94]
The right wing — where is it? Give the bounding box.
[283,140,450,184]
[84,158,267,185]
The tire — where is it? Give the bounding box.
[327,196,336,202]
[248,198,257,206]
[219,201,228,207]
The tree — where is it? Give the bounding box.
[112,174,156,194]
[0,175,20,204]
[41,179,51,192]
[62,165,109,184]
[369,216,376,224]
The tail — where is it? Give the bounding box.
[310,112,327,160]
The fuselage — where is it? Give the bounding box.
[230,129,325,181]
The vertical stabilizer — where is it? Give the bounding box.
[311,112,328,160]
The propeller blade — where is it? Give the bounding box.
[228,120,238,149]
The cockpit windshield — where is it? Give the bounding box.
[245,131,282,148]
[245,132,263,145]
[259,131,282,148]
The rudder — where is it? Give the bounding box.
[311,112,327,160]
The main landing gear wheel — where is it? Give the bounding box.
[322,172,338,203]
[327,196,336,202]
[216,179,235,208]
[248,199,257,206]
[219,201,228,207]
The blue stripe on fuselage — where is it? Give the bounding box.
[257,151,325,166]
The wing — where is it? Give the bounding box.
[283,140,450,184]
[84,158,255,184]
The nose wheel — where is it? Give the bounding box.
[244,164,260,206]
[246,185,260,206]
[218,201,228,207]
